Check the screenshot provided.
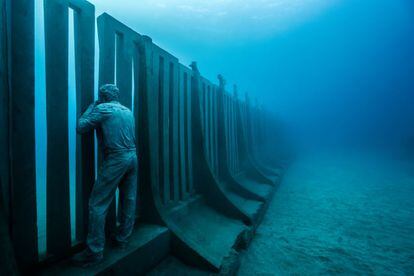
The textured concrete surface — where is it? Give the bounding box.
[168,197,246,269]
[239,152,414,275]
[42,224,169,275]
[233,173,273,200]
[147,256,210,276]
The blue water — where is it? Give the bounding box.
[33,0,414,270]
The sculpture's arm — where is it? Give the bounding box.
[76,103,106,134]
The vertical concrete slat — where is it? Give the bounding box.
[151,44,162,204]
[178,66,187,200]
[116,34,132,108]
[256,106,261,154]
[229,97,233,173]
[212,86,218,174]
[239,102,245,166]
[44,0,71,256]
[209,85,213,169]
[168,62,174,201]
[205,84,209,166]
[225,94,230,173]
[229,96,233,171]
[162,56,170,203]
[230,96,232,173]
[0,0,10,218]
[190,64,203,193]
[231,97,235,173]
[225,94,232,172]
[201,83,206,155]
[204,83,210,165]
[172,62,180,201]
[136,36,149,218]
[224,95,229,174]
[251,103,257,153]
[213,87,218,174]
[245,96,253,156]
[157,54,164,203]
[252,104,258,154]
[226,95,230,173]
[216,81,225,179]
[185,70,194,194]
[244,103,251,169]
[199,82,204,133]
[209,86,213,172]
[199,83,204,142]
[97,14,115,85]
[234,99,238,173]
[229,98,233,173]
[133,42,142,218]
[207,84,210,167]
[169,60,179,202]
[139,36,164,222]
[244,100,250,153]
[229,96,233,173]
[209,86,214,172]
[71,0,95,242]
[233,98,237,172]
[9,0,38,268]
[212,87,216,173]
[216,78,241,183]
[236,102,239,173]
[207,85,211,170]
[149,42,161,204]
[235,99,239,173]
[157,54,169,204]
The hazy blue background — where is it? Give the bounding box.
[89,0,414,150]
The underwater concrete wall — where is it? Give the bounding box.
[0,0,287,274]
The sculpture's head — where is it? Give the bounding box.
[99,84,119,103]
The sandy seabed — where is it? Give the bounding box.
[239,152,414,275]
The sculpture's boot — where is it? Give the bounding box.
[72,248,103,268]
[110,235,129,250]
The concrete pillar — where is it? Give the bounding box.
[169,61,180,202]
[44,0,96,256]
[71,0,96,242]
[184,66,194,195]
[10,0,38,268]
[178,66,186,199]
[0,0,10,218]
[44,0,71,255]
[0,4,17,273]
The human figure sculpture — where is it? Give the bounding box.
[73,84,138,267]
[218,74,226,89]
